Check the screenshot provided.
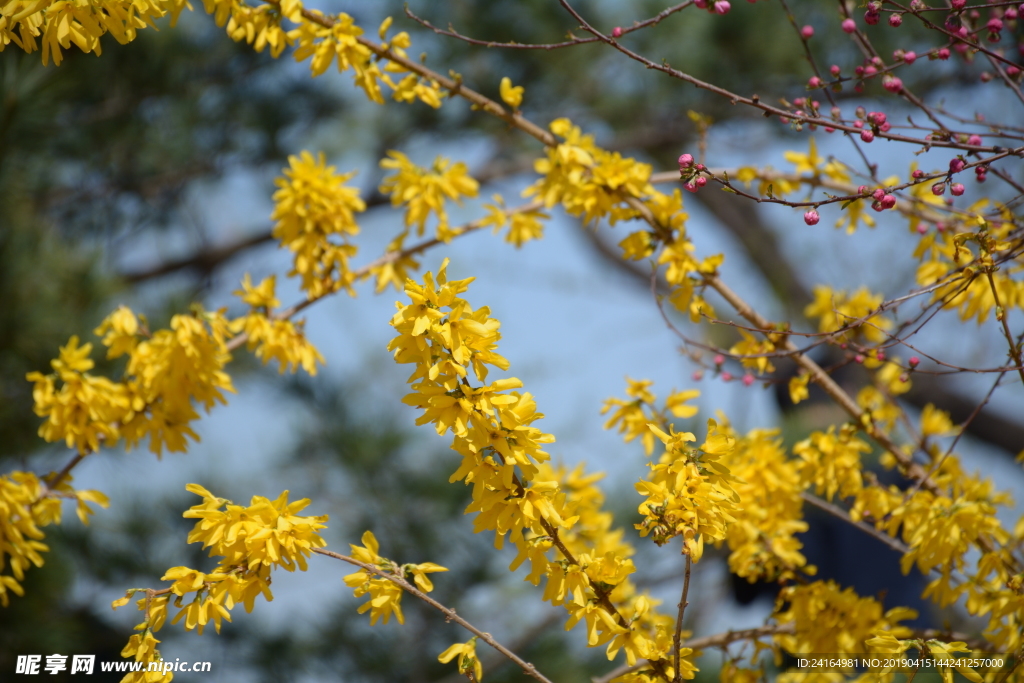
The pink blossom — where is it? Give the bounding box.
[804,209,820,225]
[842,18,857,32]
[801,25,815,38]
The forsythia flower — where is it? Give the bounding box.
[499,76,524,108]
[232,275,325,375]
[525,118,655,226]
[272,151,366,298]
[795,426,869,502]
[379,152,479,239]
[1,0,191,66]
[805,285,891,343]
[439,638,483,681]
[635,420,739,560]
[775,581,916,657]
[342,531,448,625]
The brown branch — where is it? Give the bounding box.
[313,547,555,683]
[672,553,692,683]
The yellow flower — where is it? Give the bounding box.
[921,404,955,437]
[272,151,365,298]
[380,152,479,238]
[439,638,483,681]
[499,76,524,109]
[404,562,448,592]
[234,274,281,310]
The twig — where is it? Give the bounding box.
[313,547,554,683]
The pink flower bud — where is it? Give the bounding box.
[881,194,896,209]
[804,209,820,225]
[968,134,982,145]
[830,64,841,76]
[909,356,920,368]
[721,372,733,382]
[678,153,694,169]
[695,176,708,187]
[876,350,886,361]
[1007,65,1021,77]
[864,65,878,77]
[951,0,966,9]
[865,11,880,25]
[714,0,731,14]
[871,200,884,212]
[949,158,965,173]
[742,374,755,386]
[612,26,623,38]
[842,18,857,32]
[801,25,815,38]
[987,18,1004,31]
[899,373,909,383]
[855,354,865,364]
[932,183,946,195]
[916,224,928,234]
[903,50,917,64]
[684,181,698,193]
[889,13,902,27]
[883,76,903,92]
[937,47,951,59]
[879,122,891,132]
[695,163,706,171]
[873,188,886,200]
[808,76,823,88]
[951,183,965,195]
[714,354,725,365]
[912,169,926,179]
[694,0,708,8]
[692,370,704,381]
[1005,7,1018,19]
[858,185,869,194]
[860,129,875,142]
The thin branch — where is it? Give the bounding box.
[313,548,555,683]
[672,553,692,683]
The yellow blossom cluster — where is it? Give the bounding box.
[388,262,692,677]
[805,285,891,343]
[480,195,549,248]
[0,0,191,65]
[718,426,810,582]
[913,202,1023,324]
[635,420,740,559]
[526,118,656,227]
[342,530,447,625]
[0,471,107,606]
[27,307,234,456]
[379,151,480,241]
[775,580,917,661]
[231,274,325,374]
[272,151,366,299]
[111,484,328,678]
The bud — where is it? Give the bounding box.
[951,183,965,196]
[842,18,857,33]
[860,129,875,142]
[889,13,902,27]
[714,0,731,14]
[903,50,917,64]
[678,153,694,169]
[720,372,733,383]
[742,374,755,386]
[612,26,623,38]
[808,76,823,88]
[714,354,725,366]
[932,183,946,195]
[908,356,920,368]
[881,194,896,209]
[949,157,965,173]
[883,76,903,92]
[801,25,815,38]
[804,209,820,225]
